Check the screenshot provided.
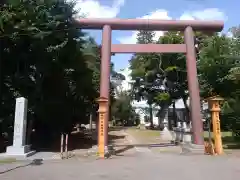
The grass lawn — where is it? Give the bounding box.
[0,158,17,164]
[203,131,233,138]
[125,128,163,144]
[126,128,240,149]
[204,131,240,149]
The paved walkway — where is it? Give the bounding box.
[1,130,240,179]
[1,152,239,180]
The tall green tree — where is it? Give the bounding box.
[111,90,137,126]
[0,0,102,147]
[130,31,191,127]
[198,27,240,133]
[130,30,157,128]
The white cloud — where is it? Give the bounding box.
[73,0,125,18]
[117,9,172,44]
[117,8,226,44]
[180,8,227,21]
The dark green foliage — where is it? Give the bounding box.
[0,0,106,147]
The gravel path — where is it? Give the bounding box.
[1,130,239,180]
[1,152,239,180]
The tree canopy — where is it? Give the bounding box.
[0,0,124,148]
[198,28,240,132]
[0,0,240,150]
[130,28,240,130]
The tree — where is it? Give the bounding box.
[198,27,240,133]
[130,31,191,128]
[0,0,103,147]
[155,32,188,123]
[198,33,239,98]
[111,91,137,126]
[130,30,157,128]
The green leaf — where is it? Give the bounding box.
[32,31,51,39]
[27,26,40,32]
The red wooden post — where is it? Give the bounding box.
[100,25,112,148]
[184,26,204,145]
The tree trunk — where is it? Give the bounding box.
[173,101,177,127]
[182,96,190,124]
[157,109,161,128]
[89,113,93,131]
[157,103,170,130]
[167,109,172,130]
[149,104,154,128]
[26,119,33,145]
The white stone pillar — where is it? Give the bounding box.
[6,97,35,157]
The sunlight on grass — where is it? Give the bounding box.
[126,129,160,137]
[203,131,233,138]
[0,158,17,164]
[126,128,240,149]
[125,128,161,143]
[127,128,233,138]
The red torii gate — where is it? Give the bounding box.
[77,18,224,158]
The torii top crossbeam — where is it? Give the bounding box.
[77,18,224,31]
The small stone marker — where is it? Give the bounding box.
[6,97,36,157]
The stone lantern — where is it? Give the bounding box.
[207,96,224,155]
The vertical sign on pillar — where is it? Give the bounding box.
[213,103,223,154]
[97,97,108,158]
[98,112,105,157]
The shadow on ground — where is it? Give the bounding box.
[222,136,240,149]
[108,126,126,131]
[1,126,177,155]
[114,143,176,154]
[31,131,97,152]
[110,131,176,156]
[0,159,43,175]
[114,143,176,148]
[30,127,127,153]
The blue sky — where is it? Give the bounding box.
[75,0,240,71]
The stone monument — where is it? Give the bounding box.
[6,97,35,157]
